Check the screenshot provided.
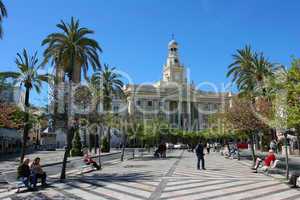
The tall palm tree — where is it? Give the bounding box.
[42,17,101,180]
[0,0,7,39]
[227,45,275,97]
[227,46,276,164]
[97,64,124,152]
[0,49,51,163]
[227,45,256,96]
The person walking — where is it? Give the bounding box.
[206,142,211,154]
[195,141,206,170]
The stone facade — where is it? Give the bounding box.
[121,40,232,130]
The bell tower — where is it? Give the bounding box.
[162,39,186,84]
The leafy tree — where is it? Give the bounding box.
[0,49,51,163]
[224,97,272,165]
[286,59,300,153]
[0,0,7,39]
[0,104,25,129]
[42,17,102,180]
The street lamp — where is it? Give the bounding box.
[284,128,295,180]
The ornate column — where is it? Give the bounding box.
[165,101,170,123]
[198,103,202,130]
[187,101,191,130]
[177,101,181,128]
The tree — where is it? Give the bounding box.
[224,97,272,165]
[0,49,51,163]
[70,129,83,157]
[286,59,300,152]
[101,136,109,152]
[0,104,25,129]
[227,45,276,98]
[93,64,124,152]
[42,17,101,180]
[0,0,7,39]
[227,46,282,152]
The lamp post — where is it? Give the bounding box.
[284,128,295,180]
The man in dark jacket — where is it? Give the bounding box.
[195,141,206,170]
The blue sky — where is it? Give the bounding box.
[1,0,300,106]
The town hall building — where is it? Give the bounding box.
[121,39,232,130]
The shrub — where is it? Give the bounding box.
[70,129,83,157]
[101,137,109,153]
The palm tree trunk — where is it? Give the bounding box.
[98,125,102,169]
[296,127,300,156]
[20,87,30,164]
[249,132,256,166]
[89,133,93,152]
[94,134,98,154]
[60,80,73,180]
[284,133,289,180]
[107,126,111,152]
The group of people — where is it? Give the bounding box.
[154,143,167,158]
[17,157,47,191]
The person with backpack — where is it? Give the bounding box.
[195,141,206,170]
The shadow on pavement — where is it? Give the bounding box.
[78,172,156,183]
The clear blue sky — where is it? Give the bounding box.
[1,0,300,106]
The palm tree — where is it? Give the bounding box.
[0,0,7,39]
[227,45,256,96]
[99,64,124,152]
[0,49,51,163]
[227,46,276,164]
[42,17,102,180]
[227,45,276,97]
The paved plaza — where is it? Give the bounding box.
[0,150,299,200]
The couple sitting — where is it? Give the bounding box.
[252,149,276,173]
[17,157,47,191]
[154,144,167,158]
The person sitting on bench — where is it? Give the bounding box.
[17,158,35,190]
[288,172,300,188]
[252,149,276,172]
[30,157,47,187]
[84,154,100,170]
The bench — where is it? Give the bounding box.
[4,173,36,193]
[259,159,280,175]
[79,164,96,175]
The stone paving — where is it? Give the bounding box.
[1,150,299,200]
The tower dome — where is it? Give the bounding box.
[168,40,178,49]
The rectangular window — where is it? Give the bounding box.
[147,101,152,107]
[113,106,119,112]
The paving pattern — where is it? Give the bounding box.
[1,151,299,200]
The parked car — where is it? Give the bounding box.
[166,143,174,149]
[174,143,188,149]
